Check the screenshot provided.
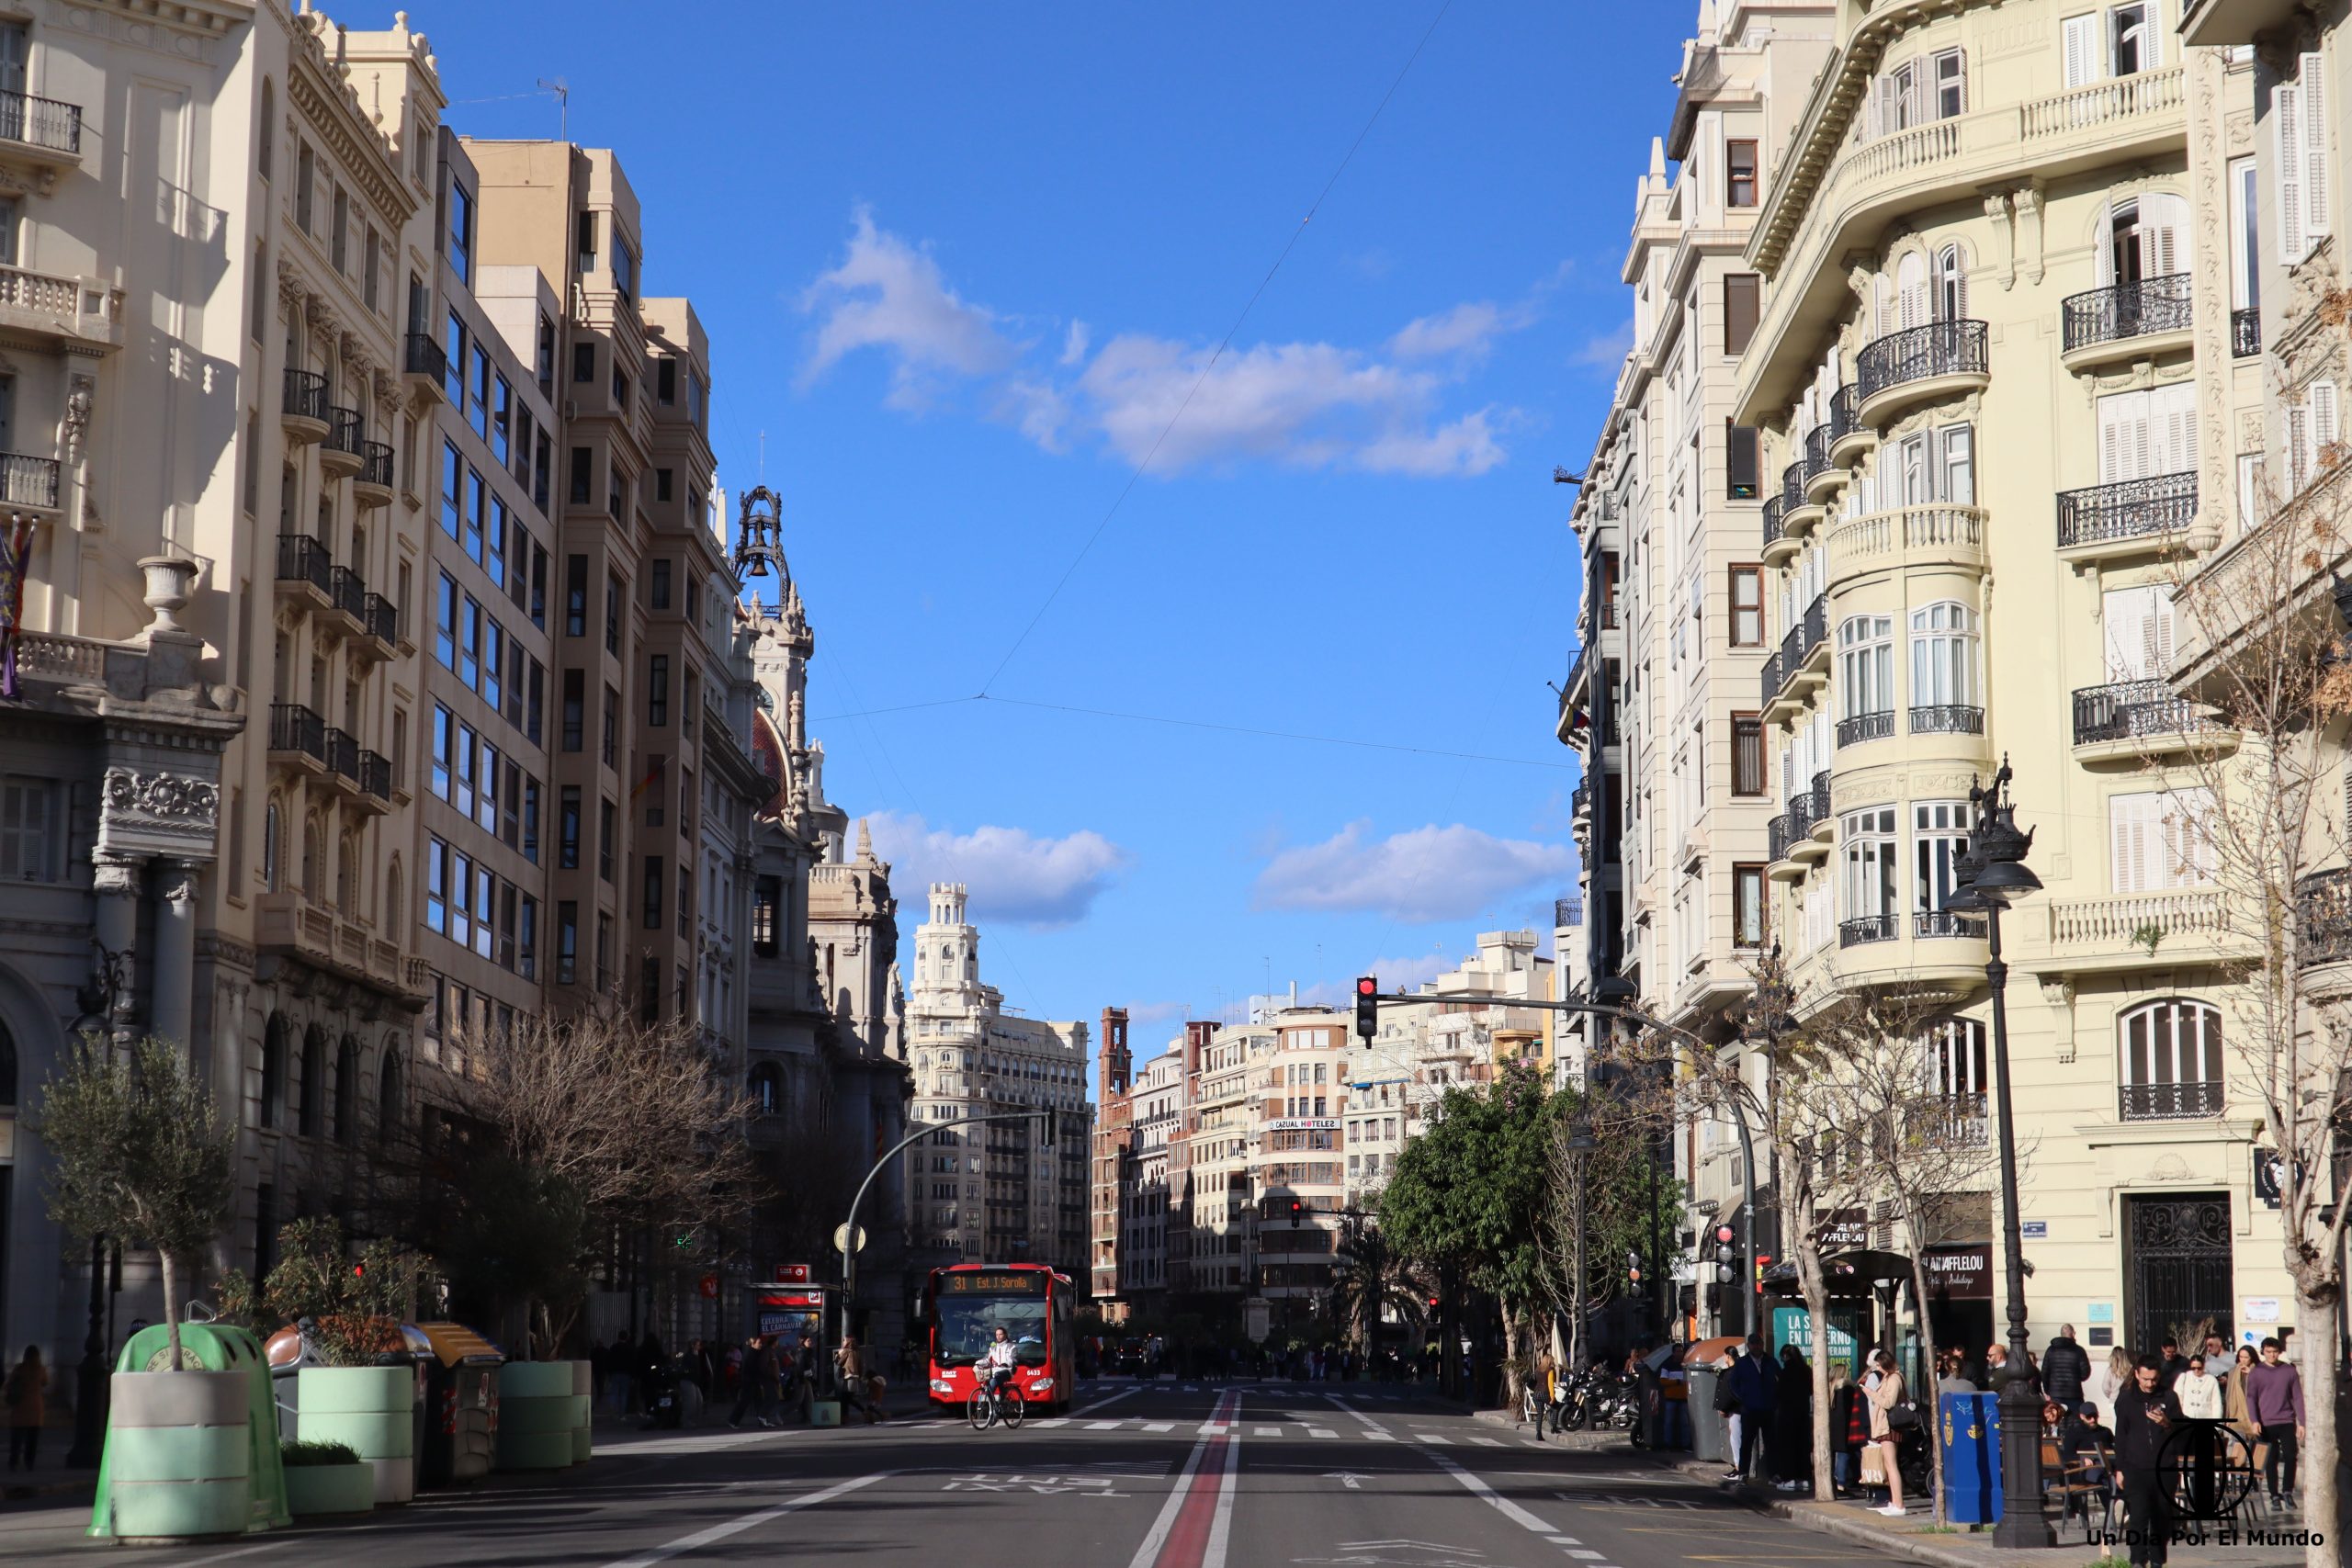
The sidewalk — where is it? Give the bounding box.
[1670,1457,2310,1568]
[1466,1402,1655,1453]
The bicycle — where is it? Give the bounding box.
[969,1376,1025,1431]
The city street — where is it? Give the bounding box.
[0,1382,1916,1568]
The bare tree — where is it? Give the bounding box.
[2166,451,2352,1564]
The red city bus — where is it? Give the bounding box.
[923,1263,1076,1414]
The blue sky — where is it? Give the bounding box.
[423,2,1688,1045]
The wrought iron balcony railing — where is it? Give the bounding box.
[2061,273,2193,352]
[323,405,365,458]
[357,749,392,801]
[2120,1081,2223,1121]
[2071,679,2222,746]
[1909,704,1985,736]
[1768,813,1796,863]
[1760,649,1783,705]
[1837,710,1895,747]
[1554,897,1583,928]
[404,331,448,383]
[358,440,394,490]
[1914,908,1987,940]
[1781,461,1805,513]
[0,89,82,154]
[276,533,333,594]
[1763,497,1784,549]
[1857,320,1989,402]
[1803,423,1835,484]
[1827,384,1860,445]
[1838,914,1899,948]
[2296,866,2352,966]
[362,592,398,645]
[282,367,328,423]
[2231,307,2261,359]
[328,565,367,622]
[2056,471,2196,548]
[1808,769,1832,826]
[323,726,360,783]
[269,702,327,764]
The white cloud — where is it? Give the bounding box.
[797,208,1020,401]
[1295,952,1456,1009]
[792,209,1533,479]
[1253,820,1579,924]
[1572,319,1636,371]
[866,810,1128,929]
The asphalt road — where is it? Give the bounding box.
[0,1380,1923,1568]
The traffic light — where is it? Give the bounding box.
[1713,1223,1737,1284]
[1755,1255,1774,1295]
[1289,1199,1304,1222]
[1625,1248,1640,1287]
[1355,976,1379,1042]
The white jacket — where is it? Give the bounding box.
[2175,1370,2222,1419]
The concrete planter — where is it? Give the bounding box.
[283,1461,375,1517]
[107,1370,252,1543]
[496,1361,573,1472]
[296,1367,414,1505]
[568,1359,594,1463]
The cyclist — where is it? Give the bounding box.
[981,1326,1019,1409]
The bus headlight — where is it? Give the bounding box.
[931,1379,954,1393]
[1030,1378,1053,1392]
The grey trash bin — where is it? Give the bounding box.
[1688,1367,1726,1463]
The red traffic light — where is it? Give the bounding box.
[1714,1224,1736,1245]
[1427,1297,1440,1311]
[1356,976,1377,997]
[351,1263,365,1279]
[1290,1200,1303,1218]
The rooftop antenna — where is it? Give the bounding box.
[536,76,569,141]
[758,429,766,483]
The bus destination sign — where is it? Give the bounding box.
[942,1271,1050,1296]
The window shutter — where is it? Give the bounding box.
[1944,50,1968,118]
[2290,401,2313,491]
[2149,588,2177,676]
[2110,793,2155,894]
[2278,83,2307,260]
[2315,378,2340,457]
[2099,395,2125,485]
[1953,248,1970,322]
[2304,54,2330,250]
[2151,382,2197,474]
[2104,586,2153,681]
[2064,13,2098,89]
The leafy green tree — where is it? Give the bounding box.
[37,1036,236,1371]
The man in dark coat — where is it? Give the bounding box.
[1728,1335,1780,1482]
[2042,1325,2093,1414]
[2115,1355,2183,1566]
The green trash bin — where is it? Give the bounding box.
[91,1323,288,1541]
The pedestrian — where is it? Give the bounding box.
[1528,1349,1554,1438]
[727,1335,769,1428]
[1983,1343,2008,1387]
[603,1329,634,1417]
[2087,1344,2133,1431]
[1936,1350,1974,1396]
[1863,1348,1910,1517]
[1771,1346,1812,1492]
[1829,1370,1865,1497]
[2223,1345,2259,1444]
[2042,1325,2092,1415]
[834,1335,881,1424]
[2174,1354,2222,1419]
[2115,1353,2182,1566]
[5,1346,46,1472]
[1713,1347,1743,1483]
[2245,1336,2305,1509]
[1729,1335,1778,1483]
[2156,1337,2189,1393]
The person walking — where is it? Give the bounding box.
[2174,1354,2222,1419]
[2042,1325,2093,1415]
[2245,1337,2305,1509]
[1771,1346,1812,1492]
[2087,1344,2133,1431]
[2223,1345,2258,1443]
[1729,1335,1779,1483]
[2115,1354,2183,1566]
[835,1335,881,1424]
[1863,1348,1910,1517]
[1528,1350,1555,1439]
[5,1346,46,1471]
[727,1335,771,1428]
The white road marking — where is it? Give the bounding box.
[1030,1418,1070,1428]
[1071,1387,1144,1417]
[1566,1552,1606,1561]
[1468,1437,1503,1448]
[1197,1422,1230,1435]
[1307,1427,1339,1438]
[1144,1421,1176,1432]
[599,1470,891,1568]
[1416,1433,1452,1446]
[1204,1404,1243,1568]
[1419,1447,1562,1538]
[1089,1419,1125,1430]
[1545,1537,1582,1547]
[168,1546,288,1568]
[1255,1425,1283,1436]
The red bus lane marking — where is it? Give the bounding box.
[1126,1391,1242,1568]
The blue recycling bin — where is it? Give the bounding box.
[1939,1393,2002,1524]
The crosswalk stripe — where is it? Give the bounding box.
[1144,1422,1175,1432]
[1087,1419,1122,1430]
[1197,1423,1229,1435]
[1030,1418,1069,1428]
[1417,1433,1451,1446]
[1254,1426,1283,1436]
[1307,1428,1338,1438]
[1469,1437,1503,1448]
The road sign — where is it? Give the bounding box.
[775,1262,810,1283]
[833,1224,867,1255]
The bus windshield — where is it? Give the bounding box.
[935,1294,1048,1367]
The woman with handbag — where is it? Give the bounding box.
[1865,1348,1913,1517]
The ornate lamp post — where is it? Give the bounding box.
[63,942,129,1469]
[1942,759,2051,1550]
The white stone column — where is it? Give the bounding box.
[150,858,201,1047]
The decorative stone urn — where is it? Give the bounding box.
[137,554,199,634]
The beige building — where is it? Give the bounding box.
[1576,0,2300,1353]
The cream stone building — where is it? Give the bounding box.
[1574,0,2301,1354]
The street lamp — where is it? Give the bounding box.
[1942,758,2049,1550]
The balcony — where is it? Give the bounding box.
[2295,868,2352,998]
[321,406,366,477]
[2070,678,2233,761]
[403,331,447,389]
[1913,1091,1988,1147]
[1856,320,1990,425]
[327,566,368,636]
[0,261,121,353]
[1802,423,1843,503]
[359,592,398,656]
[1768,813,1799,868]
[268,702,329,773]
[1554,897,1582,929]
[1762,497,1797,567]
[2120,1081,2224,1122]
[322,725,361,795]
[1570,777,1592,824]
[1804,770,1835,852]
[1836,709,1894,748]
[353,441,395,507]
[2040,886,2247,974]
[1759,649,1783,708]
[1839,914,1898,948]
[1782,459,1824,535]
[355,748,391,812]
[1915,908,1987,940]
[2057,471,2196,559]
[282,369,329,444]
[253,890,430,1003]
[2060,274,2194,372]
[274,534,334,611]
[0,88,83,175]
[1826,503,1987,588]
[1909,704,1985,737]
[0,451,61,515]
[1826,384,1871,466]
[2232,307,2261,359]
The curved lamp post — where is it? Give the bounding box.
[1942,759,2050,1550]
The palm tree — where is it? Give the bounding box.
[1328,1222,1430,1353]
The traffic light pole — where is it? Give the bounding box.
[836,1107,1061,1353]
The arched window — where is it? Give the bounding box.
[301,818,322,897]
[1909,600,1980,712]
[259,81,276,180]
[1926,1017,1986,1097]
[334,1034,358,1144]
[335,834,356,915]
[2119,998,2224,1120]
[0,1019,16,1108]
[1935,243,1969,322]
[261,1013,288,1131]
[378,1048,404,1144]
[1896,252,1928,331]
[2101,193,2188,286]
[299,1024,325,1136]
[264,797,282,892]
[749,1061,781,1115]
[385,858,403,935]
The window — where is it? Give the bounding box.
[605,574,621,655]
[1935,49,1966,117]
[599,798,615,882]
[613,239,637,306]
[651,558,673,608]
[1724,274,1760,355]
[431,705,454,799]
[435,573,458,668]
[531,547,549,629]
[363,226,381,311]
[328,185,350,272]
[565,553,588,637]
[571,341,594,384]
[2097,384,2197,486]
[519,894,537,980]
[295,143,314,232]
[576,209,599,275]
[2109,788,2215,892]
[0,774,53,881]
[1908,600,1979,711]
[1838,614,1894,724]
[440,442,462,541]
[1597,551,1620,631]
[2119,999,2223,1111]
[1730,715,1766,795]
[523,777,541,863]
[596,912,612,990]
[1732,863,1765,948]
[527,658,546,743]
[425,836,449,933]
[559,784,581,869]
[1729,566,1763,646]
[2230,155,2260,317]
[259,82,275,180]
[554,900,579,985]
[469,345,492,439]
[657,358,678,404]
[1727,423,1759,499]
[447,176,474,284]
[2278,54,2335,265]
[492,377,512,465]
[1725,139,1758,207]
[570,446,592,504]
[1840,806,1900,935]
[2101,584,2177,681]
[648,655,669,727]
[602,684,618,766]
[458,594,481,690]
[1914,801,1973,927]
[642,853,664,930]
[560,669,584,751]
[1869,49,1964,137]
[1934,243,1969,323]
[2110,3,2152,76]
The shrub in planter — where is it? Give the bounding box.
[265,1220,435,1505]
[280,1438,373,1517]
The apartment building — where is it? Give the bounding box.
[1090,1006,1134,1315]
[903,883,1091,1272]
[1573,0,2296,1353]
